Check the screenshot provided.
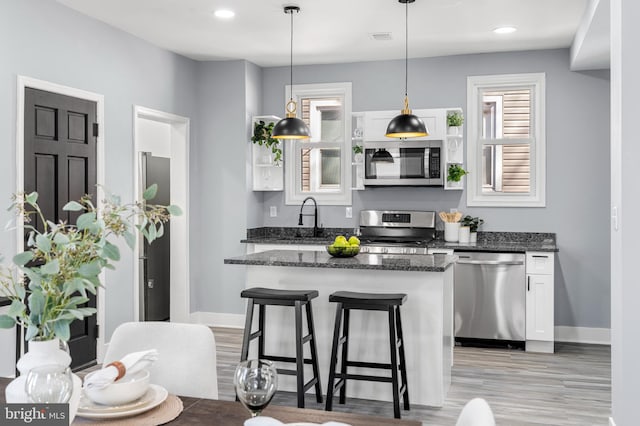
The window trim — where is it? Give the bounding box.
[285,82,352,206]
[466,73,546,207]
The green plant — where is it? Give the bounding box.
[251,120,282,165]
[461,215,484,232]
[447,111,464,127]
[447,164,468,182]
[352,145,363,154]
[0,186,181,341]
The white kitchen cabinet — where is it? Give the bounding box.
[362,109,446,141]
[251,115,283,191]
[525,251,554,353]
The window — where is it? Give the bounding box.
[467,73,545,207]
[285,82,352,205]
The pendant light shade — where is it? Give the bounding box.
[386,0,428,139]
[272,6,310,140]
[371,149,394,163]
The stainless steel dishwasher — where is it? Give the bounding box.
[454,252,526,344]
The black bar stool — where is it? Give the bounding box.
[325,291,410,419]
[240,287,323,408]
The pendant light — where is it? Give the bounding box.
[385,0,428,139]
[371,149,394,163]
[272,6,310,140]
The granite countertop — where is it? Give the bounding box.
[224,250,457,272]
[242,233,558,253]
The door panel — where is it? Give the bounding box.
[24,87,97,370]
[142,155,171,321]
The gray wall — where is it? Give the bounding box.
[260,49,611,330]
[0,0,198,338]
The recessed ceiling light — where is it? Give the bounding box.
[214,9,235,19]
[493,26,517,34]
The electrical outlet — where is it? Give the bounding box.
[346,207,352,218]
[269,206,277,217]
[449,208,458,213]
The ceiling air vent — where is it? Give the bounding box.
[370,32,392,41]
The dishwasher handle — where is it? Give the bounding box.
[456,259,525,266]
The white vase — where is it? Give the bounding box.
[5,338,82,424]
[448,126,460,135]
[470,232,478,243]
[458,226,470,243]
[444,222,460,242]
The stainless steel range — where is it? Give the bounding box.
[358,210,436,255]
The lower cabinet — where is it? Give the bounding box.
[525,252,555,353]
[247,243,326,254]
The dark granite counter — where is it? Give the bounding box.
[224,250,456,272]
[242,229,558,253]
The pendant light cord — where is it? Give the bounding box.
[290,9,294,101]
[405,0,408,98]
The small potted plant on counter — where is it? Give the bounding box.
[251,120,282,165]
[447,164,468,183]
[461,215,484,243]
[447,111,464,135]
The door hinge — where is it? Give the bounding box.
[92,123,99,137]
[94,324,100,338]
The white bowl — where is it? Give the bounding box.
[85,370,150,406]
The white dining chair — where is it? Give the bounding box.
[455,398,496,426]
[103,321,219,399]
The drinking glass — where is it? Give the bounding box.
[234,359,278,417]
[25,364,73,403]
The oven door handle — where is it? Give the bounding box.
[456,259,524,266]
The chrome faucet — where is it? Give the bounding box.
[298,196,320,237]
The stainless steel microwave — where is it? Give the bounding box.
[363,140,444,186]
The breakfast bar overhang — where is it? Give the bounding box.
[224,250,456,407]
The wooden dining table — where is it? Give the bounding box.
[0,378,421,425]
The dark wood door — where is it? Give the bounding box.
[24,87,98,370]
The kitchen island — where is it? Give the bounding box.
[224,250,456,407]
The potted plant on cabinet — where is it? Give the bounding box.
[0,186,180,417]
[447,111,464,135]
[461,215,484,243]
[447,164,468,183]
[252,120,283,165]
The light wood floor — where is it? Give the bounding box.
[212,327,611,426]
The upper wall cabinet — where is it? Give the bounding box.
[362,109,446,141]
[251,115,283,191]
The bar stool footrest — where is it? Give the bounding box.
[345,360,392,370]
[262,355,315,365]
[303,378,318,392]
[336,373,393,383]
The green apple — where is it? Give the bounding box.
[348,236,360,246]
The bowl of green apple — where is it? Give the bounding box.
[326,235,360,257]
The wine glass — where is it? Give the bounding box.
[234,359,278,417]
[25,364,73,403]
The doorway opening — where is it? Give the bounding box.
[133,106,190,324]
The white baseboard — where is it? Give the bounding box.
[555,326,610,345]
[190,311,245,329]
[609,417,616,426]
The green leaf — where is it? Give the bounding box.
[63,278,86,298]
[53,233,70,245]
[27,231,35,247]
[66,309,84,320]
[7,300,25,318]
[156,222,164,239]
[40,259,60,275]
[67,296,89,307]
[124,230,136,250]
[28,290,45,316]
[62,201,84,211]
[76,212,96,230]
[25,324,38,341]
[53,320,71,341]
[148,223,157,242]
[143,184,158,201]
[25,192,38,204]
[13,251,34,266]
[102,242,120,261]
[35,234,52,252]
[167,205,182,216]
[78,261,102,278]
[76,307,97,316]
[0,315,16,329]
